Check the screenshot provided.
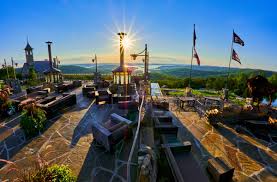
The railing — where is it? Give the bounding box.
[194,100,206,116]
[126,94,145,182]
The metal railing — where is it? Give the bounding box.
[126,94,145,182]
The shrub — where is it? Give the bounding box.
[47,164,76,182]
[20,104,47,137]
[19,163,76,182]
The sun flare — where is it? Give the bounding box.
[108,22,140,51]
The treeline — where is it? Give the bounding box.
[151,71,277,98]
[63,74,113,81]
[0,67,22,80]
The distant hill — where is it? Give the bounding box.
[153,65,276,78]
[59,64,116,74]
[17,63,276,78]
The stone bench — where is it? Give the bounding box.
[159,133,208,182]
[156,116,173,124]
[207,157,234,182]
[82,85,96,96]
[118,95,132,102]
[152,100,169,110]
[36,96,56,105]
[92,119,129,152]
[18,98,36,110]
[118,100,138,110]
[161,141,192,152]
[111,113,133,125]
[56,83,74,93]
[37,90,49,96]
[26,85,43,94]
[87,91,96,98]
[154,125,179,135]
[37,93,77,118]
[95,90,112,104]
[72,80,82,87]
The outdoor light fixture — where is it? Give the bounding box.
[130,44,149,83]
[130,54,137,60]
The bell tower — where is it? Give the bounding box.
[24,40,34,66]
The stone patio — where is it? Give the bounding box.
[0,87,138,182]
[169,99,277,182]
[1,92,276,182]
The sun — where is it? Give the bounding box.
[107,21,141,51]
[122,36,133,49]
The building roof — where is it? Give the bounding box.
[21,61,52,75]
[34,61,51,73]
[24,42,33,50]
[112,66,133,73]
[43,66,61,74]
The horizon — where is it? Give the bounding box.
[1,0,277,71]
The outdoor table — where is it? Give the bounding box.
[179,97,195,108]
[203,97,223,110]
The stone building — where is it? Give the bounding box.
[21,41,51,80]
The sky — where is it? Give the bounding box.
[0,0,276,71]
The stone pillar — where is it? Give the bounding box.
[117,32,127,68]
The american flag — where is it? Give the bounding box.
[232,49,241,64]
[233,32,244,46]
[193,24,196,47]
[193,48,200,66]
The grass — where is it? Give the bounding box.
[164,88,247,106]
[192,89,221,97]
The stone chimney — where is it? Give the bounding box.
[45,41,53,68]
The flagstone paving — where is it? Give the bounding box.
[1,91,276,182]
[0,87,138,182]
[0,87,94,180]
[169,100,277,182]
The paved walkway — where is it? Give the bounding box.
[1,87,139,182]
[169,101,277,182]
[0,87,95,180]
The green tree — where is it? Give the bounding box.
[28,67,37,80]
[268,73,277,87]
[0,67,15,80]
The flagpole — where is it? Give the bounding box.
[226,29,234,89]
[189,24,195,88]
[95,54,97,73]
[11,57,16,79]
[4,59,9,79]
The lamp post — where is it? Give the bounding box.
[130,44,149,83]
[92,54,97,73]
[3,59,9,79]
[11,57,17,79]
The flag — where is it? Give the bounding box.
[233,32,244,46]
[193,48,200,66]
[232,49,241,64]
[193,24,196,47]
[92,54,97,63]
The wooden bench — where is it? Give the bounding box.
[207,157,234,182]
